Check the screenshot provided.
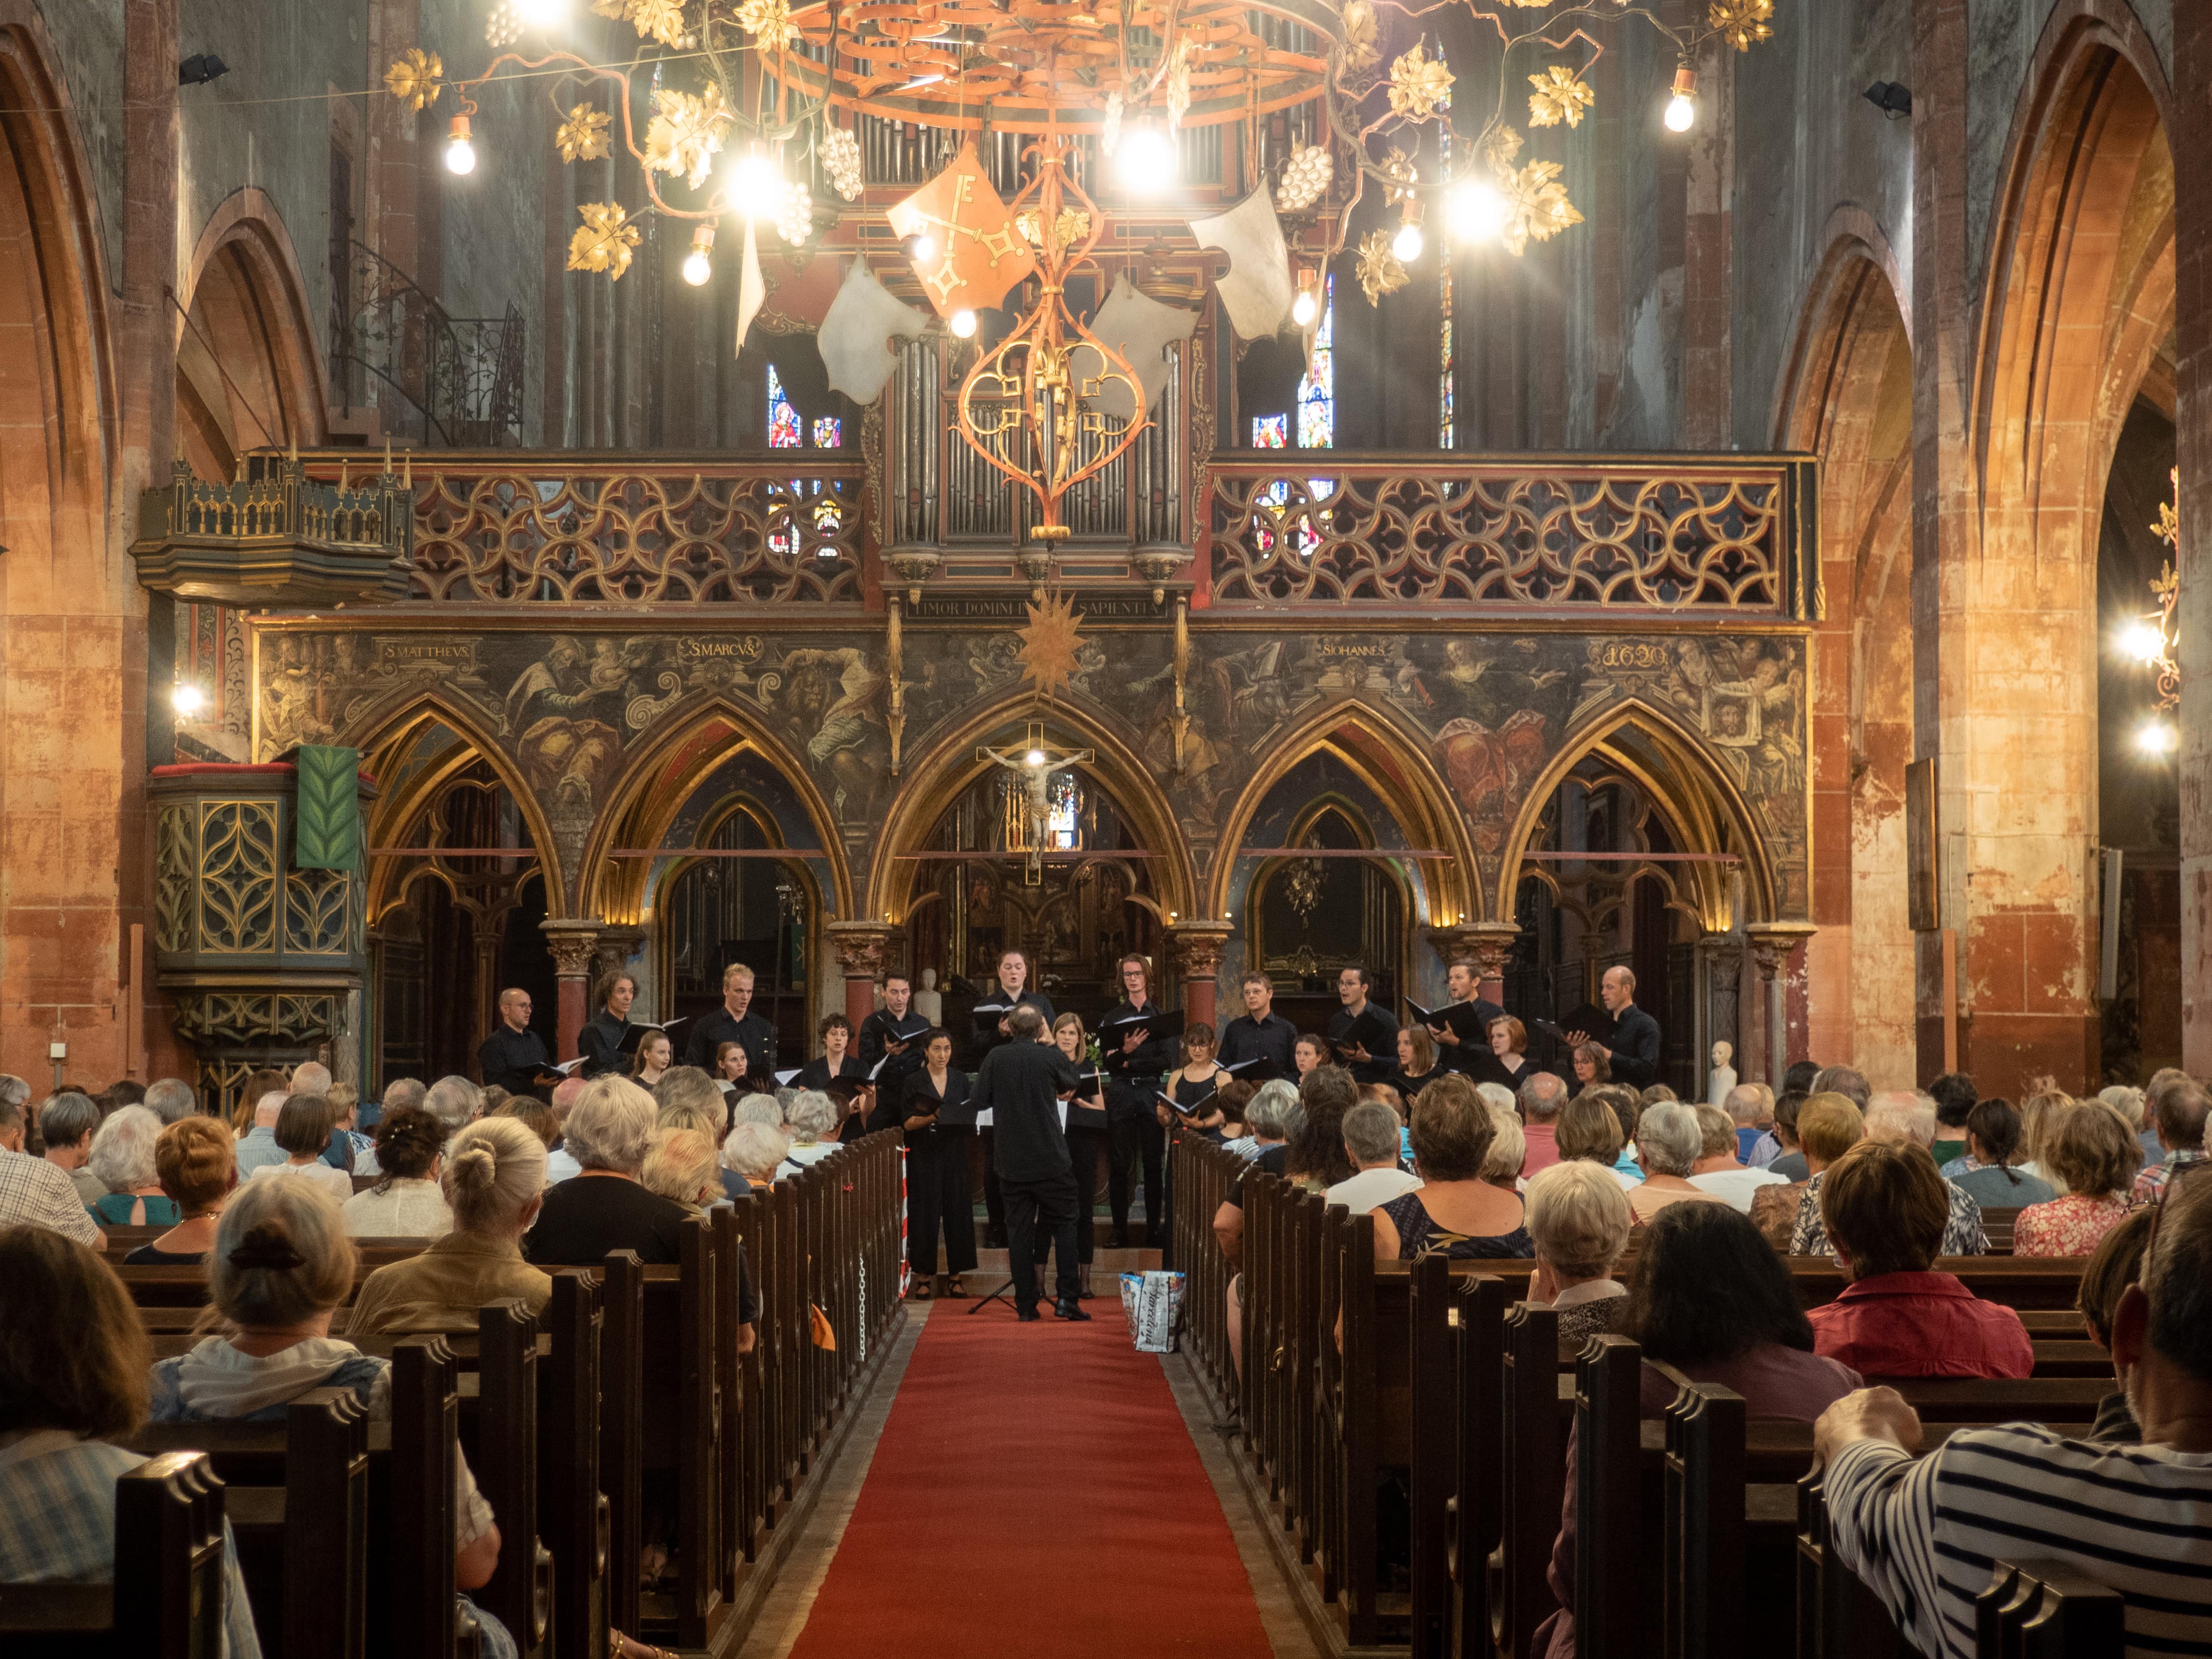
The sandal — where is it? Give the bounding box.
[612,1630,679,1659]
[944,1276,966,1298]
[911,1281,933,1300]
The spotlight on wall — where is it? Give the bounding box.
[171,682,207,720]
[2135,717,2178,757]
[1663,66,1697,132]
[1863,81,1913,119]
[177,54,231,86]
[444,115,478,175]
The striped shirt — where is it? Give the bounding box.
[1824,1427,2212,1659]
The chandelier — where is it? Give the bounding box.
[391,0,1782,535]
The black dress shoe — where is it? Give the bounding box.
[1054,1300,1092,1322]
[1017,1306,1041,1322]
[1107,1230,1131,1250]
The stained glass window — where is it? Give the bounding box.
[1438,129,1454,449]
[812,415,842,448]
[767,365,802,448]
[1297,274,1334,448]
[1252,414,1288,447]
[1046,771,1081,848]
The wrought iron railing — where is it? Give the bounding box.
[329,240,526,447]
[298,453,863,604]
[1204,453,1819,617]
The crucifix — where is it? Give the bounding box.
[977,720,1093,885]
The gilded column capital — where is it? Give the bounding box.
[1745,921,1816,982]
[540,918,601,980]
[1427,921,1520,982]
[825,919,895,980]
[1166,920,1234,985]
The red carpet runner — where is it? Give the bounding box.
[787,1306,1277,1657]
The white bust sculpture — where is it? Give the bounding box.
[1706,1040,1737,1107]
[912,966,943,1024]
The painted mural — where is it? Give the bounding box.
[252,620,1810,922]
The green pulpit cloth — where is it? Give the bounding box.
[294,745,363,870]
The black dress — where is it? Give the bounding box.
[1378,1189,1533,1260]
[1100,998,1179,1245]
[1055,1064,1111,1267]
[1393,1066,1447,1105]
[796,1054,871,1141]
[894,1068,977,1277]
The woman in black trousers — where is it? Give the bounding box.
[873,1029,976,1297]
[1050,1012,1111,1298]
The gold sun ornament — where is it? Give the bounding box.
[644,85,733,188]
[1709,0,1775,50]
[567,201,643,279]
[1528,63,1596,128]
[1387,42,1454,122]
[556,103,613,163]
[1014,588,1085,704]
[383,48,442,110]
[1355,227,1410,303]
[736,0,801,48]
[1498,158,1583,255]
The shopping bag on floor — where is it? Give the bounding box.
[1119,1269,1186,1354]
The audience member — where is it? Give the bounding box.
[233,1086,290,1175]
[246,1095,352,1203]
[38,1091,104,1207]
[1722,1082,1767,1163]
[720,1121,789,1193]
[348,1118,551,1335]
[497,1094,562,1152]
[325,1082,370,1168]
[2133,1081,2208,1202]
[1810,1065,1871,1110]
[373,1075,428,1133]
[1805,1140,2032,1379]
[1793,1093,1987,1260]
[1739,1083,1782,1167]
[1536,1204,1861,1659]
[781,1091,842,1171]
[544,1075,588,1183]
[288,1062,333,1097]
[1817,1168,2212,1656]
[127,1117,236,1263]
[1371,1075,1531,1260]
[2014,1099,2143,1256]
[644,1127,726,1209]
[1518,1071,1569,1175]
[1625,1102,1731,1226]
[2103,1082,2158,1170]
[341,1105,454,1238]
[527,1079,720,1284]
[1223,1078,1302,1161]
[1927,1071,1977,1167]
[1524,1160,1632,1351]
[2014,1084,2071,1181]
[731,1092,783,1129]
[1764,1090,1811,1180]
[1687,1102,1788,1211]
[143,1077,198,1125]
[1555,1092,1633,1190]
[1324,1102,1421,1214]
[1783,1059,1823,1096]
[0,1227,262,1658]
[1481,1097,1527,1189]
[2074,1207,2154,1442]
[1569,1043,1611,1089]
[1282,1066,1359,1192]
[1751,1092,1861,1249]
[425,1075,483,1139]
[0,1088,102,1248]
[84,1106,177,1227]
[1938,1097,2055,1208]
[145,1180,515,1658]
[653,1066,725,1124]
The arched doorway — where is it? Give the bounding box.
[656,801,816,1058]
[1244,798,1408,1035]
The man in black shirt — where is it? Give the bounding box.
[971,1006,1084,1320]
[1427,958,1506,1076]
[968,948,1054,1249]
[683,961,780,1078]
[1566,965,1662,1089]
[857,971,930,1099]
[1326,965,1400,1086]
[1217,970,1298,1078]
[479,988,554,1094]
[576,970,640,1079]
[1099,953,1178,1248]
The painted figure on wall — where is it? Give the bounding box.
[1396,640,1564,851]
[505,638,624,815]
[775,646,889,823]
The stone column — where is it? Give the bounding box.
[1167,922,1234,1030]
[1428,922,1521,1006]
[1747,923,1816,1090]
[473,930,504,1056]
[826,921,894,1034]
[1696,931,1743,1090]
[591,926,644,989]
[540,920,600,1063]
[2178,0,2212,1075]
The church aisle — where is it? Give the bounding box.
[780,1300,1280,1658]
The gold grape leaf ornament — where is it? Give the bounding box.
[568,201,643,280]
[1709,0,1775,51]
[1387,43,1453,122]
[644,85,733,187]
[1528,64,1596,128]
[557,104,613,163]
[383,49,443,110]
[1356,228,1409,304]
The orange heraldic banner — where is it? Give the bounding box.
[886,143,1038,321]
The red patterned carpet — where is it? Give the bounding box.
[785,1302,1277,1657]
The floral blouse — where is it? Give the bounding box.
[2012,1191,2140,1257]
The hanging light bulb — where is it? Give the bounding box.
[949,308,978,338]
[170,682,207,719]
[1291,271,1319,329]
[681,224,716,287]
[1115,125,1177,193]
[1392,199,1425,263]
[515,0,567,22]
[2120,619,2166,664]
[1450,176,1509,242]
[725,147,784,219]
[2136,717,2179,756]
[444,115,478,175]
[1664,66,1698,132]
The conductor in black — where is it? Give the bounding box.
[971,1004,1090,1322]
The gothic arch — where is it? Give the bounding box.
[350,698,567,917]
[174,187,328,473]
[585,697,854,926]
[869,701,1197,926]
[1496,698,1782,932]
[1203,699,1479,925]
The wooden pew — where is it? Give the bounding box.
[1976,1561,2125,1657]
[1491,1302,1566,1659]
[0,1451,233,1658]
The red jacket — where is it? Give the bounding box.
[1805,1270,2034,1380]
